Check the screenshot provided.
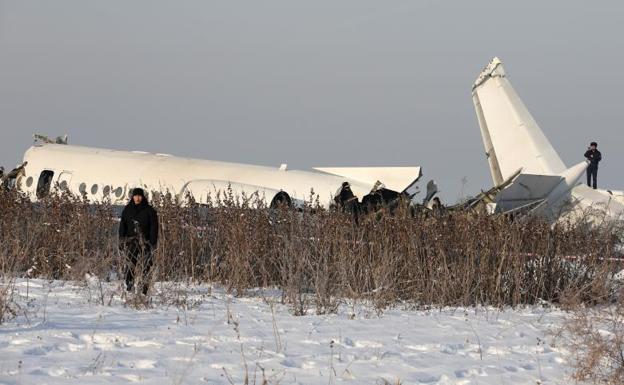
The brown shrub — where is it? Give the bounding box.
[559,297,624,384]
[1,187,622,314]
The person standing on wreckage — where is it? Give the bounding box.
[584,141,602,189]
[119,188,159,295]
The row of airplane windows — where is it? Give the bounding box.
[24,170,126,200]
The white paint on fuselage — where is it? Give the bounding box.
[17,143,421,208]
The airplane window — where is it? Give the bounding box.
[103,186,110,197]
[91,184,98,195]
[26,176,33,187]
[59,180,68,191]
[114,187,123,198]
[79,183,87,194]
[36,170,54,199]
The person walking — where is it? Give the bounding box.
[584,142,602,189]
[119,188,159,295]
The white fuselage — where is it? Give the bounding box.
[16,143,420,208]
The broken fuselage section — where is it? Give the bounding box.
[7,136,422,212]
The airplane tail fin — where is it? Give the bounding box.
[472,58,566,185]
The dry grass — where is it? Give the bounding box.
[559,297,624,384]
[0,276,16,324]
[1,187,622,315]
[2,187,624,381]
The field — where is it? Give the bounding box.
[1,189,623,384]
[1,278,574,385]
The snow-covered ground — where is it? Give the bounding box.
[0,279,574,384]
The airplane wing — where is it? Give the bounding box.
[472,57,567,184]
[313,167,422,193]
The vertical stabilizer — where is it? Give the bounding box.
[472,58,566,183]
[473,92,504,185]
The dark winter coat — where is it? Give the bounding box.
[119,198,159,247]
[584,149,602,168]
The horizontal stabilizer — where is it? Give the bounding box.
[313,167,422,193]
[496,174,563,212]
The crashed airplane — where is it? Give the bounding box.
[2,57,622,222]
[472,57,624,222]
[1,135,421,210]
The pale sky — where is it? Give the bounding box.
[1,1,622,201]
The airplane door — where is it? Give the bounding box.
[57,171,73,192]
[36,170,55,199]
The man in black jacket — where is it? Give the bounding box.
[584,142,602,189]
[119,188,159,294]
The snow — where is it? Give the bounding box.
[0,279,574,384]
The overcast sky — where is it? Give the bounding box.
[1,1,622,202]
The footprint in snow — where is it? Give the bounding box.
[354,340,382,348]
[23,345,53,356]
[48,367,69,377]
[409,372,440,383]
[119,359,157,369]
[280,358,299,368]
[63,343,86,352]
[455,367,486,378]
